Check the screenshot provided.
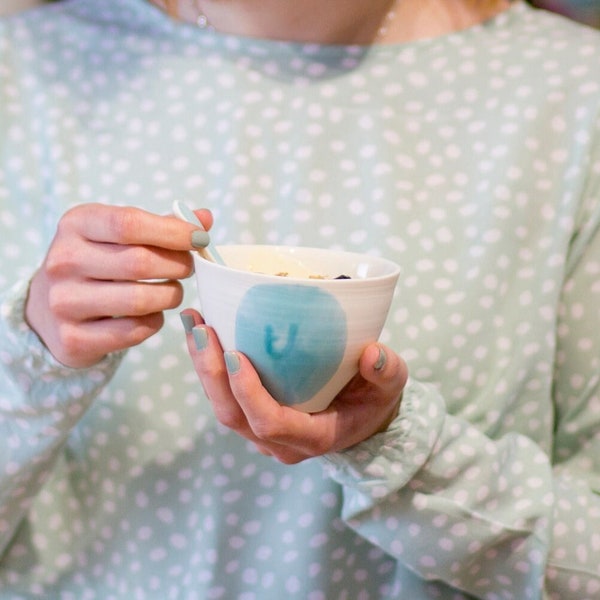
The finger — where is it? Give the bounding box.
[59,203,212,251]
[253,443,313,465]
[354,343,407,433]
[78,242,195,282]
[224,351,337,455]
[50,313,166,368]
[181,312,251,433]
[48,280,185,321]
[179,313,314,463]
[45,237,195,282]
[358,343,408,396]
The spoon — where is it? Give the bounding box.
[173,200,226,266]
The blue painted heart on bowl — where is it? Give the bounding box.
[235,284,347,406]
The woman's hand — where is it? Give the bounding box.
[26,203,212,368]
[181,309,409,464]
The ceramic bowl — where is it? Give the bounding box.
[193,245,400,413]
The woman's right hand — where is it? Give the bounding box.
[25,203,212,368]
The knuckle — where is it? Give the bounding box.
[108,206,141,243]
[251,417,286,443]
[57,204,85,231]
[120,246,154,280]
[124,285,149,315]
[47,286,74,319]
[55,323,87,362]
[270,449,306,465]
[309,436,334,457]
[214,406,245,431]
[44,246,78,279]
[200,360,227,381]
[277,455,305,466]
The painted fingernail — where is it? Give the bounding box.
[192,326,208,351]
[191,230,210,249]
[180,312,195,334]
[224,351,240,374]
[374,348,387,371]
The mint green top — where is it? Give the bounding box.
[1,1,599,598]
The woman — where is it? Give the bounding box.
[1,0,599,597]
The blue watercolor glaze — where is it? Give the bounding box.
[235,284,347,406]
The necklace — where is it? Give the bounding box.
[190,1,212,29]
[191,1,400,41]
[195,7,211,29]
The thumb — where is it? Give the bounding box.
[357,343,408,433]
[359,343,408,393]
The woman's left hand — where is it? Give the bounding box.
[181,309,409,464]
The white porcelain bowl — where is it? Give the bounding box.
[193,245,400,413]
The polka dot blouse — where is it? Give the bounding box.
[1,1,599,598]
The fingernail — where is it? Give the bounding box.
[224,351,240,374]
[191,230,210,249]
[374,348,387,371]
[192,326,208,351]
[180,312,195,334]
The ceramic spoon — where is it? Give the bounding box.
[173,200,226,266]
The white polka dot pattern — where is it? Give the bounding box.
[0,0,600,597]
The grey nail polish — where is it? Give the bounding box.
[191,230,210,249]
[180,313,195,334]
[192,326,208,351]
[374,348,387,371]
[224,351,240,374]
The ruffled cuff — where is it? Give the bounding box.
[320,378,446,509]
[0,277,124,411]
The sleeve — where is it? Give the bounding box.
[321,126,600,600]
[322,380,558,598]
[0,276,124,556]
[324,374,600,598]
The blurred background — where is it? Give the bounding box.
[0,0,599,26]
[530,0,600,26]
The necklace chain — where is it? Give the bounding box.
[191,1,400,40]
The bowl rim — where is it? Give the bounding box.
[193,244,401,283]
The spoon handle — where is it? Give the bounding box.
[173,200,226,266]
